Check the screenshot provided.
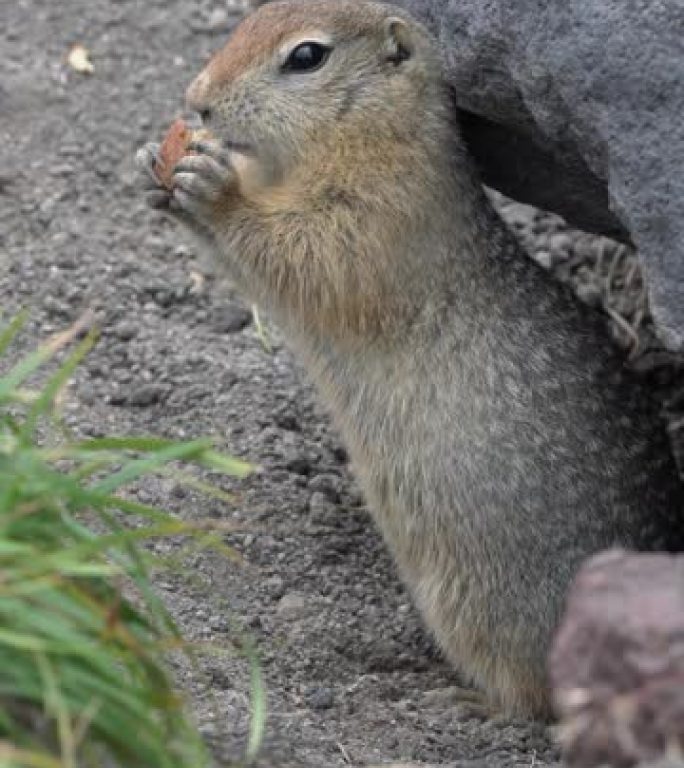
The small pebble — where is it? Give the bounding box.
[212,304,252,334]
[285,455,313,475]
[308,490,336,518]
[127,384,164,407]
[534,249,553,269]
[276,591,309,620]
[207,7,231,31]
[308,472,342,502]
[306,687,334,710]
[575,282,603,308]
[263,575,285,600]
[112,321,138,341]
[548,232,573,254]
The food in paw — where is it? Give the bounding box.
[154,118,213,190]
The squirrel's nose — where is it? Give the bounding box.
[181,110,205,130]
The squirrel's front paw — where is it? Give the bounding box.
[170,140,238,226]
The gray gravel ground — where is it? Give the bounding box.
[1,1,681,766]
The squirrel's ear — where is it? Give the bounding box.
[382,17,412,65]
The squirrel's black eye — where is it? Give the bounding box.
[282,42,331,73]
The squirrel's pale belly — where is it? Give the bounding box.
[362,478,551,712]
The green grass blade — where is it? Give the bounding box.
[90,440,213,494]
[0,312,28,358]
[245,645,266,763]
[24,333,97,437]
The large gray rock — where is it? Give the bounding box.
[391,0,684,351]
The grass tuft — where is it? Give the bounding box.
[0,315,257,768]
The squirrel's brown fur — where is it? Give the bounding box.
[137,0,684,718]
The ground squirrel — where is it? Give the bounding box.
[136,0,684,718]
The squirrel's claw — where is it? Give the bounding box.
[135,143,162,184]
[135,142,173,210]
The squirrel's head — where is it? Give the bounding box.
[185,0,445,186]
[183,1,461,338]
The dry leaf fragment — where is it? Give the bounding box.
[67,44,94,75]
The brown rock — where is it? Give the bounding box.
[549,549,684,767]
